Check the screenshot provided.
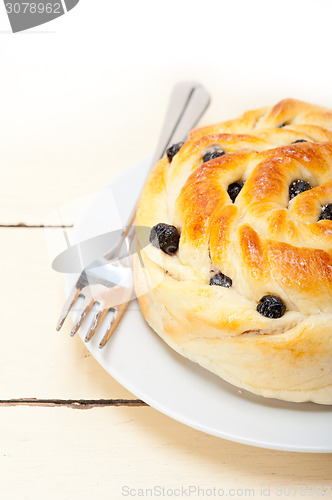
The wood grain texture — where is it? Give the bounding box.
[0,227,134,400]
[1,406,331,500]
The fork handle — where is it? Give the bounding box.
[150,81,211,167]
[111,82,211,258]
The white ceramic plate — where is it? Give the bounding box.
[63,157,332,453]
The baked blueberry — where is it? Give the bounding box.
[149,223,180,255]
[228,181,245,203]
[257,295,286,319]
[289,179,312,200]
[291,139,307,144]
[202,147,225,163]
[209,272,232,288]
[319,203,332,221]
[166,142,184,162]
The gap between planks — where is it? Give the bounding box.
[0,399,147,410]
[0,224,73,228]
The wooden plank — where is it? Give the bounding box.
[1,406,331,500]
[0,77,172,226]
[1,67,303,227]
[0,227,134,399]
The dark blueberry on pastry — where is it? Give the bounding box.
[291,139,307,144]
[209,272,232,288]
[203,147,225,163]
[149,223,180,255]
[257,295,286,319]
[289,179,312,200]
[319,203,332,221]
[166,142,184,162]
[228,181,245,203]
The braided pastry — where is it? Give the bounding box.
[134,99,332,404]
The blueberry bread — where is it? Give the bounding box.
[134,99,332,404]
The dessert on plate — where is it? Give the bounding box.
[134,99,332,404]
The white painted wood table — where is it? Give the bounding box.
[2,3,332,494]
[2,119,332,500]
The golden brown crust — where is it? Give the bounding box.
[134,99,332,404]
[190,98,332,138]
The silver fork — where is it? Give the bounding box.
[56,82,211,348]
